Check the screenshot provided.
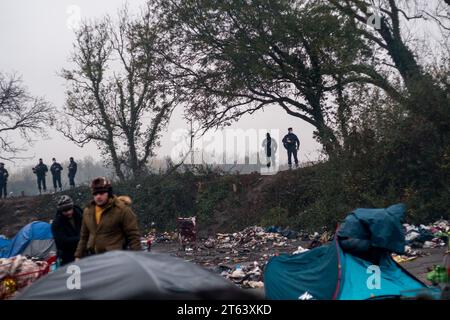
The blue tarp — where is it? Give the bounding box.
[0,221,53,258]
[0,236,11,257]
[338,203,406,254]
[264,203,428,300]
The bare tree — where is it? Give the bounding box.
[0,72,54,161]
[59,5,177,180]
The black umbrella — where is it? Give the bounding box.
[15,251,254,300]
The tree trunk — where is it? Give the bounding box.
[110,148,125,181]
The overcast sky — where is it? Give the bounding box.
[0,0,362,173]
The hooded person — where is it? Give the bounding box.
[74,177,141,259]
[51,195,83,265]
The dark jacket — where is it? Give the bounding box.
[33,163,48,177]
[68,161,77,177]
[0,168,8,183]
[266,138,272,157]
[282,133,300,150]
[51,205,83,265]
[50,162,63,176]
[74,196,141,258]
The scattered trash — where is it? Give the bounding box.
[154,232,176,243]
[273,241,286,247]
[242,280,264,289]
[423,241,438,249]
[204,238,215,249]
[392,255,418,264]
[404,220,449,249]
[0,255,49,299]
[230,268,245,279]
[149,220,448,288]
[293,246,309,255]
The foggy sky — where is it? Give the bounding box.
[1,0,336,174]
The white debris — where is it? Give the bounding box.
[293,246,309,254]
[243,280,264,289]
[230,268,246,279]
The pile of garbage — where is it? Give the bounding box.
[392,220,449,264]
[404,220,449,249]
[0,255,49,299]
[197,226,327,288]
[212,226,290,250]
[216,261,264,289]
[154,232,177,243]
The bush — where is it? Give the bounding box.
[260,206,289,228]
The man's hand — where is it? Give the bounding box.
[75,258,80,261]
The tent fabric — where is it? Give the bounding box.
[338,203,406,254]
[0,221,55,259]
[264,239,426,300]
[264,241,339,300]
[264,203,428,300]
[21,239,56,259]
[0,237,10,249]
[0,237,10,257]
[15,251,254,300]
[338,251,424,300]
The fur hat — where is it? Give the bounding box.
[91,177,112,195]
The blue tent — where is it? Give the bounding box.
[0,221,55,259]
[264,204,432,300]
[0,236,11,257]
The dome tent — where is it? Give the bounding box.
[0,221,55,259]
[264,204,432,300]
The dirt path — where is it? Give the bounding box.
[401,248,447,283]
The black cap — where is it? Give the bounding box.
[288,127,293,131]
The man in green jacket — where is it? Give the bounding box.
[74,177,141,259]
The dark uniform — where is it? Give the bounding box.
[68,158,77,188]
[0,163,9,199]
[33,160,48,194]
[282,130,300,169]
[50,160,63,191]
